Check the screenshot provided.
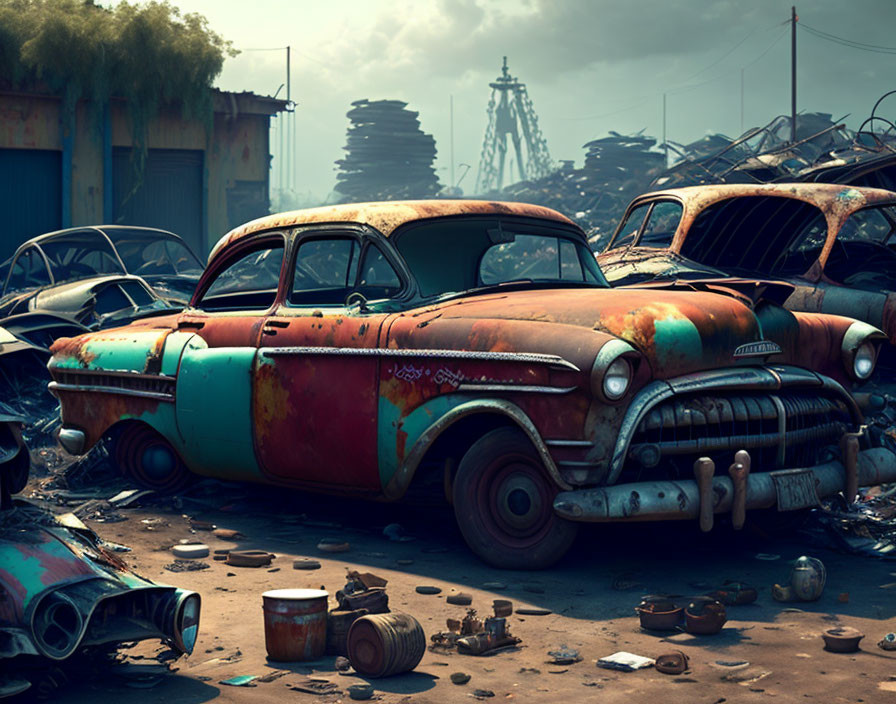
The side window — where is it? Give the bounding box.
[198,241,284,311]
[609,202,651,249]
[290,237,359,305]
[639,201,683,247]
[558,239,584,280]
[6,249,51,294]
[357,244,402,299]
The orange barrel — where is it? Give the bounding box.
[262,588,329,661]
[346,612,425,677]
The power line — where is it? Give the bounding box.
[799,22,896,53]
[678,21,780,84]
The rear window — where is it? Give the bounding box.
[394,218,607,298]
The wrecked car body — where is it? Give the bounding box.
[46,200,896,568]
[0,505,201,698]
[0,226,203,341]
[598,183,896,353]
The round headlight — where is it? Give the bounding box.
[603,357,632,400]
[854,341,876,380]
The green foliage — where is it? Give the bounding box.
[0,0,236,172]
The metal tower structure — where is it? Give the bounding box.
[475,57,554,193]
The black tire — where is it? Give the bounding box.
[452,427,578,569]
[112,424,192,493]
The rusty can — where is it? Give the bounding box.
[346,612,425,677]
[262,588,329,661]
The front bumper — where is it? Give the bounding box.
[553,446,896,524]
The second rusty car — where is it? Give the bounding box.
[47,201,896,568]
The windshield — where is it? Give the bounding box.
[393,218,608,298]
[103,228,204,277]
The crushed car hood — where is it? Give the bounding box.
[425,287,817,378]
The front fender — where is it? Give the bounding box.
[381,396,571,500]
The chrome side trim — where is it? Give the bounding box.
[456,383,577,394]
[546,439,594,448]
[384,398,572,500]
[606,365,859,485]
[50,368,177,383]
[48,381,174,402]
[260,346,581,372]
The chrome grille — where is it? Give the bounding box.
[627,391,851,475]
[52,370,175,400]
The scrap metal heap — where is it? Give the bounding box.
[334,99,441,202]
[494,92,896,247]
[499,131,666,247]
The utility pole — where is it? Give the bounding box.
[662,93,667,168]
[450,95,455,188]
[791,6,797,143]
[286,45,291,192]
[740,68,744,133]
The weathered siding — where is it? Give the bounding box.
[0,90,284,257]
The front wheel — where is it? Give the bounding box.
[452,427,578,569]
[112,424,192,493]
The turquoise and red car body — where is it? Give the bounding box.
[47,200,896,568]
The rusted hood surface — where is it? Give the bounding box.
[422,287,791,378]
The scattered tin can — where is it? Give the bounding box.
[262,589,329,662]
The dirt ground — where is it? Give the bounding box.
[22,474,896,704]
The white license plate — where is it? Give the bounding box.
[771,469,819,511]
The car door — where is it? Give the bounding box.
[174,234,286,479]
[253,230,404,491]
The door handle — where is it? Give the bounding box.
[262,320,290,334]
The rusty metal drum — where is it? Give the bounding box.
[262,589,329,661]
[346,612,425,677]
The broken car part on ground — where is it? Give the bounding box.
[43,199,896,568]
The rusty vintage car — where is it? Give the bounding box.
[47,200,896,568]
[598,183,896,356]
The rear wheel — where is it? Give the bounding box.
[452,427,578,569]
[112,424,192,493]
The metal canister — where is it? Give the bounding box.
[262,588,329,661]
[790,556,826,601]
[346,612,425,678]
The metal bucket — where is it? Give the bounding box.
[346,612,425,677]
[262,588,328,661]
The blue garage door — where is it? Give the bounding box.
[113,148,203,254]
[0,148,62,261]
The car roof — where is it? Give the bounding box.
[629,182,896,213]
[17,225,183,249]
[208,200,577,264]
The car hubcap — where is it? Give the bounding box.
[141,443,177,479]
[492,466,547,537]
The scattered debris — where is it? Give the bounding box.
[547,646,582,665]
[171,543,209,559]
[516,608,551,616]
[880,633,896,651]
[294,557,322,570]
[684,597,727,635]
[318,538,351,553]
[447,591,473,606]
[347,683,375,700]
[219,675,258,687]
[597,652,655,672]
[472,689,495,698]
[165,559,210,572]
[636,595,683,631]
[416,585,442,595]
[822,626,865,653]
[290,678,341,696]
[226,550,274,567]
[655,651,690,675]
[383,522,415,542]
[450,672,471,685]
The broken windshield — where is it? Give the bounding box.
[102,228,204,277]
[393,218,607,298]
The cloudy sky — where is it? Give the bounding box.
[158,0,896,202]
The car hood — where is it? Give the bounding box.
[597,247,724,286]
[421,286,811,379]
